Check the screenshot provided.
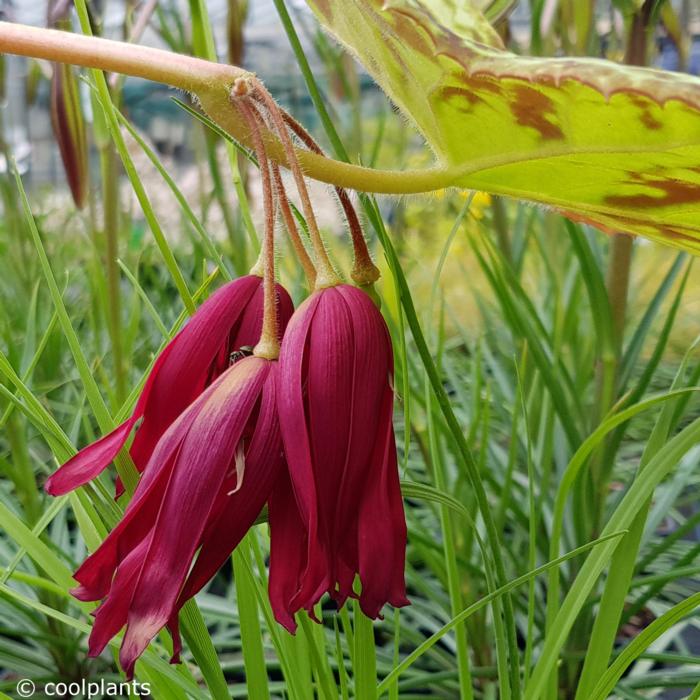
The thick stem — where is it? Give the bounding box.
[0,20,236,92]
[249,79,339,288]
[238,99,279,360]
[606,233,634,350]
[0,22,450,195]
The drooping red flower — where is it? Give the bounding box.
[271,284,408,631]
[77,356,282,679]
[45,275,292,496]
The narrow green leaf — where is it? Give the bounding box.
[376,531,627,695]
[590,591,700,700]
[73,0,196,315]
[529,414,700,698]
[353,603,377,699]
[232,538,270,700]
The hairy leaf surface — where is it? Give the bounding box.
[306,0,700,252]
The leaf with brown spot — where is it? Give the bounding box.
[305,0,700,254]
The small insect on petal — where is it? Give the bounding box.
[45,276,293,496]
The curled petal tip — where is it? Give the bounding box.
[70,584,98,602]
[45,419,135,495]
[273,608,298,635]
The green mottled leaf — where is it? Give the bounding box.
[306,0,700,253]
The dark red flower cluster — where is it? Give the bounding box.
[47,276,408,678]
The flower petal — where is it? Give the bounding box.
[119,357,269,678]
[268,469,306,633]
[277,292,331,610]
[87,538,150,658]
[331,286,394,593]
[234,281,295,351]
[45,418,138,496]
[116,279,292,499]
[72,390,210,601]
[175,364,283,606]
[277,285,398,616]
[127,275,263,473]
[358,389,409,618]
[47,276,263,495]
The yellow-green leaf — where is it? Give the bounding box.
[305,0,700,253]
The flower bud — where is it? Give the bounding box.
[50,61,89,209]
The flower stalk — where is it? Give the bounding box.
[247,78,340,289]
[270,162,317,288]
[281,112,380,286]
[236,93,280,360]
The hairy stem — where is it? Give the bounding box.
[281,112,379,285]
[247,100,316,287]
[238,99,279,360]
[250,79,339,288]
[270,162,317,289]
[0,21,450,195]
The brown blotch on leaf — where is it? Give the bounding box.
[439,86,483,108]
[639,110,663,131]
[312,0,332,22]
[605,175,700,209]
[609,214,698,245]
[457,72,502,96]
[564,209,699,247]
[628,94,663,131]
[509,85,564,141]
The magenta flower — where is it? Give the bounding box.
[76,356,282,678]
[270,284,409,631]
[45,275,292,496]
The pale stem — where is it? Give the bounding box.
[238,98,279,360]
[0,20,240,92]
